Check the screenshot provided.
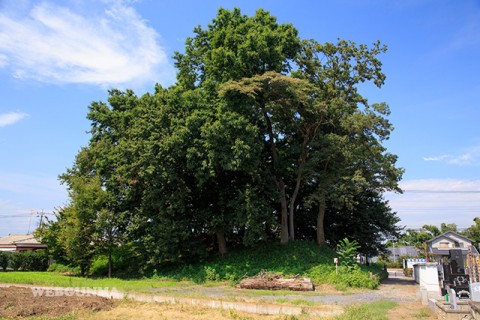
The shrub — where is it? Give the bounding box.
[403,268,413,277]
[0,252,10,271]
[10,252,23,271]
[89,244,140,277]
[47,263,80,275]
[336,238,360,270]
[335,265,380,289]
[21,250,49,271]
[8,250,48,271]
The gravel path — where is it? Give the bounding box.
[149,268,420,306]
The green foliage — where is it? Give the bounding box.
[336,300,397,320]
[376,258,402,269]
[463,217,480,249]
[42,7,403,272]
[47,263,80,275]
[398,222,461,255]
[88,244,139,277]
[158,241,381,289]
[412,308,433,318]
[336,238,360,269]
[0,252,9,271]
[7,250,48,271]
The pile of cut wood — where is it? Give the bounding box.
[239,272,314,291]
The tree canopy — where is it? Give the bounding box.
[40,7,403,275]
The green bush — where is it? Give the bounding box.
[336,265,380,289]
[0,252,10,271]
[47,263,80,275]
[8,250,48,271]
[89,244,140,277]
[336,238,360,270]
[10,252,23,271]
[89,255,109,276]
[158,241,381,289]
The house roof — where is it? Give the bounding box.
[426,231,473,244]
[0,234,42,245]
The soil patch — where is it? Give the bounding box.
[0,286,115,319]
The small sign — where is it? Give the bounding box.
[334,258,338,264]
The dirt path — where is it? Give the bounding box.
[382,269,436,320]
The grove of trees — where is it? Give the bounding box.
[38,8,403,276]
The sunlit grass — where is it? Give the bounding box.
[0,272,192,292]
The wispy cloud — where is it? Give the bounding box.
[0,112,28,127]
[385,179,480,229]
[0,1,175,87]
[423,145,480,166]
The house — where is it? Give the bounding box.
[426,231,475,259]
[0,234,47,252]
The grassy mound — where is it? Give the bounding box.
[159,241,385,289]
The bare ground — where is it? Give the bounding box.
[0,286,115,319]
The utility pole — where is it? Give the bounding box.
[392,240,396,263]
[37,210,46,229]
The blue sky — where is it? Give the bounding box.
[1,0,479,237]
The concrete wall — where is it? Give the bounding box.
[414,263,441,300]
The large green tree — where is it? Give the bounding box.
[43,7,403,272]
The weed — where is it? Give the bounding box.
[336,300,397,320]
[413,308,432,318]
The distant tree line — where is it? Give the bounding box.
[37,8,403,276]
[0,250,48,272]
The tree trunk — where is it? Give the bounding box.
[216,232,228,256]
[108,248,112,278]
[263,109,289,244]
[316,198,326,246]
[276,178,289,244]
[288,176,300,241]
[288,134,309,241]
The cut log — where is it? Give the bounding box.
[239,277,314,291]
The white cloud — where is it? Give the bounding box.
[0,1,175,87]
[423,155,449,162]
[0,112,28,127]
[385,179,480,229]
[423,145,480,166]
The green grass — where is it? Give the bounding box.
[335,300,397,320]
[159,241,385,289]
[412,308,433,318]
[0,241,385,291]
[274,298,316,306]
[0,271,192,292]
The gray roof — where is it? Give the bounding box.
[0,234,42,245]
[426,231,473,245]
